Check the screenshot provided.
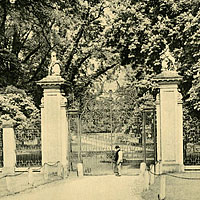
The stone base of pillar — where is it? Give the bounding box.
[2,167,15,174]
[77,163,84,177]
[62,165,69,178]
[162,163,184,173]
[179,164,185,172]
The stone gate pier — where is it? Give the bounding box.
[154,70,184,172]
[37,74,69,176]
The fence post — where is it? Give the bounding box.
[159,162,166,200]
[77,163,84,177]
[28,168,34,186]
[150,164,155,185]
[63,165,68,179]
[2,120,16,174]
[144,170,150,191]
[155,162,160,175]
[5,176,12,193]
[140,162,146,175]
[139,162,146,191]
[43,164,49,180]
[57,162,63,177]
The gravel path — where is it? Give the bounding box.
[1,175,144,200]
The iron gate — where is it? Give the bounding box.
[68,94,156,175]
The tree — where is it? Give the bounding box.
[0,0,120,106]
[186,62,200,113]
[0,85,40,129]
[104,0,200,118]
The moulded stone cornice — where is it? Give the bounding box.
[2,120,13,128]
[153,70,182,85]
[36,75,68,88]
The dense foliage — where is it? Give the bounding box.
[0,0,120,105]
[105,0,200,113]
[0,86,40,129]
[103,0,200,134]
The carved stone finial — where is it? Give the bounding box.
[48,51,61,76]
[2,119,13,128]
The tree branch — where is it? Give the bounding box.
[64,4,105,72]
[65,25,85,70]
[64,3,105,73]
[21,44,41,64]
[84,63,117,88]
[0,2,7,47]
[0,2,7,31]
[69,53,91,82]
[23,48,52,84]
[12,26,22,56]
[89,4,104,23]
[39,20,55,49]
[20,29,32,48]
[77,54,91,68]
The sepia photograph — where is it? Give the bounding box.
[0,0,199,199]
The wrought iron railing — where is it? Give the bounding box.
[184,142,200,165]
[15,129,42,167]
[184,124,200,165]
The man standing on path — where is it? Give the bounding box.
[114,145,123,176]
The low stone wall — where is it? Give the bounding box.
[0,161,66,198]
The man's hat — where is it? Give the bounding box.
[115,145,120,149]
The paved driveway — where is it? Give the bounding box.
[1,175,144,200]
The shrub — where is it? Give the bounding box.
[0,86,40,129]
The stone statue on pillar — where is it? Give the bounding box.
[48,51,61,76]
[160,42,176,72]
[48,18,61,76]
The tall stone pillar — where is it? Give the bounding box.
[37,75,69,174]
[2,120,16,174]
[154,71,184,172]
